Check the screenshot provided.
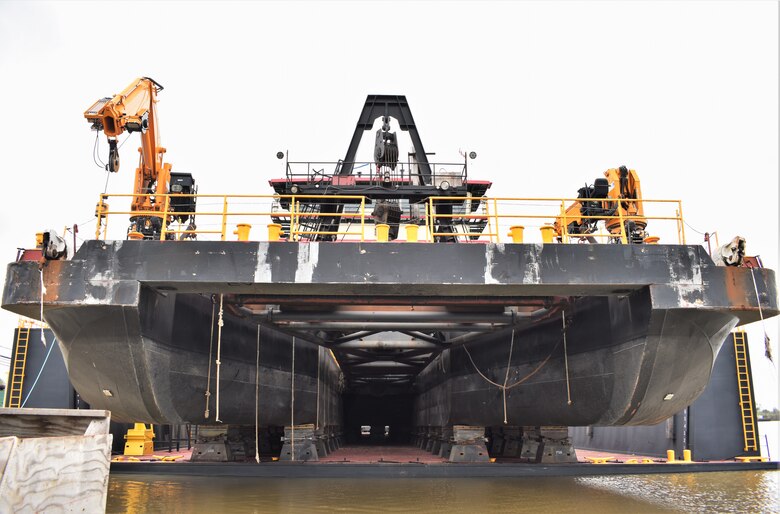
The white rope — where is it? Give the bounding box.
[215,294,224,423]
[464,326,563,424]
[562,310,572,405]
[749,268,774,365]
[39,269,46,347]
[204,299,216,419]
[291,336,296,461]
[255,324,261,464]
[316,345,321,430]
[21,332,55,407]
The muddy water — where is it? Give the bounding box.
[107,471,778,513]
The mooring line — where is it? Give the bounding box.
[215,294,224,423]
[464,328,563,425]
[291,336,296,462]
[315,345,321,431]
[255,324,261,464]
[204,298,216,419]
[749,267,774,365]
[39,269,47,347]
[562,310,572,405]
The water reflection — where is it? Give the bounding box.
[107,471,778,513]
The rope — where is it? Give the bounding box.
[39,269,46,347]
[749,268,774,365]
[255,324,261,464]
[21,332,55,407]
[315,345,321,430]
[215,294,224,423]
[291,336,296,461]
[562,310,572,405]
[464,328,563,425]
[204,299,216,419]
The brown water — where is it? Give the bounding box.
[107,471,779,513]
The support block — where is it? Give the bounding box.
[448,425,489,463]
[279,424,319,461]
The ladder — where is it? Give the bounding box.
[6,321,32,408]
[733,330,757,452]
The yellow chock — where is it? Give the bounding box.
[376,223,390,242]
[682,449,692,462]
[271,457,279,462]
[489,457,497,463]
[626,458,655,464]
[153,455,183,462]
[127,231,144,240]
[405,224,419,243]
[124,423,155,456]
[508,226,524,243]
[540,225,555,244]
[267,223,282,241]
[735,456,768,462]
[234,223,251,241]
[585,456,616,464]
[666,450,677,463]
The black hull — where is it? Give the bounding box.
[415,291,737,428]
[3,240,777,428]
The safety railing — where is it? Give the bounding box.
[94,193,368,242]
[285,161,467,187]
[426,196,686,244]
[93,193,685,244]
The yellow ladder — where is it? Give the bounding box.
[6,321,32,408]
[733,330,757,452]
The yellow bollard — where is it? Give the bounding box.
[35,232,44,247]
[683,449,692,462]
[666,450,676,463]
[234,224,251,241]
[267,223,282,241]
[644,236,660,244]
[405,224,419,242]
[376,224,390,242]
[124,423,155,456]
[540,225,555,244]
[508,225,525,243]
[127,231,144,240]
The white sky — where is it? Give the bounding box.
[0,1,777,409]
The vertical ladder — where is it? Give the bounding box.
[6,321,32,408]
[733,330,757,452]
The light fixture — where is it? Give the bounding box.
[469,151,477,159]
[663,393,674,401]
[290,185,299,194]
[276,151,284,160]
[439,180,450,191]
[102,389,113,397]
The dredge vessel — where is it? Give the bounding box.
[3,78,778,462]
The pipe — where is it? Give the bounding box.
[334,340,440,350]
[275,322,507,331]
[265,310,515,323]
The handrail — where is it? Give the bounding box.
[93,192,685,244]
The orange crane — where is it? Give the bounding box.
[85,77,195,239]
[554,166,647,244]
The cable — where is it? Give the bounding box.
[683,220,709,236]
[92,131,106,169]
[21,331,56,407]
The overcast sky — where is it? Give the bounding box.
[0,1,777,409]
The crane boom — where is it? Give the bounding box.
[85,77,194,239]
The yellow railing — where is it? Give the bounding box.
[93,193,685,244]
[427,196,686,244]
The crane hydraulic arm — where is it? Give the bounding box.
[85,77,195,239]
[554,166,647,244]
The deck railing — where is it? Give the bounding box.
[93,193,685,244]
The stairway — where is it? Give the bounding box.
[6,322,32,408]
[733,330,757,452]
